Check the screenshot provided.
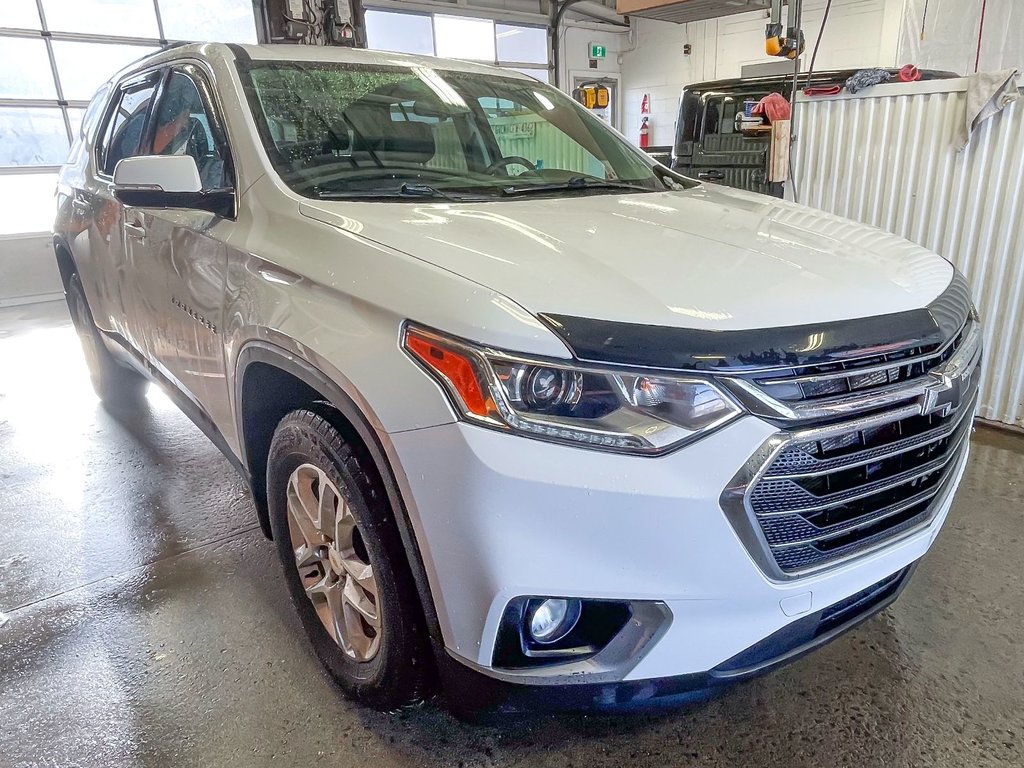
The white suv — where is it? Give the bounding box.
[54,43,981,714]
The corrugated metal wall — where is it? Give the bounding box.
[491,116,606,177]
[793,78,1024,428]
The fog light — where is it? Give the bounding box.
[527,598,582,645]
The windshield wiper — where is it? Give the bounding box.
[397,182,468,201]
[312,182,490,202]
[500,176,651,197]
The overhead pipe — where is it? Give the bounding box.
[550,0,590,89]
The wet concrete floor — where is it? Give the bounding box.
[0,300,1021,768]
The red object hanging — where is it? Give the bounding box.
[899,64,922,82]
[752,92,792,122]
[639,117,650,148]
[803,84,843,97]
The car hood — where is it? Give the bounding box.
[298,183,953,332]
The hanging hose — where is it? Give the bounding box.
[550,0,588,89]
[974,0,988,73]
[804,0,834,86]
[788,51,801,204]
[787,0,834,204]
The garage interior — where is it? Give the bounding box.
[1,0,1022,766]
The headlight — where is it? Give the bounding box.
[403,325,742,454]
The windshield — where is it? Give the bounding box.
[238,59,671,200]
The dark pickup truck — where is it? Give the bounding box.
[671,68,957,196]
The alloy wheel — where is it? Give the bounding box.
[286,463,381,661]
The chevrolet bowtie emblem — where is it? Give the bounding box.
[921,370,966,417]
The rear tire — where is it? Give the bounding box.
[65,272,147,406]
[267,407,428,710]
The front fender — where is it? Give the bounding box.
[232,339,449,657]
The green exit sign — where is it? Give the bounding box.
[589,42,606,59]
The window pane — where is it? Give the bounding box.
[476,93,606,178]
[0,0,42,29]
[495,24,547,64]
[52,41,157,100]
[365,10,433,55]
[0,38,57,99]
[434,15,494,62]
[243,63,657,199]
[0,108,70,166]
[152,72,228,189]
[508,67,550,83]
[41,0,159,37]
[0,173,59,235]
[159,0,257,42]
[99,79,158,174]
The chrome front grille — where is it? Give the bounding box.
[720,307,982,580]
[750,398,975,572]
[749,321,969,403]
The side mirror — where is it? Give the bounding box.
[112,155,234,218]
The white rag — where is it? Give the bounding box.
[956,69,1021,152]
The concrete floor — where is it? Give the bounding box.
[0,300,1021,768]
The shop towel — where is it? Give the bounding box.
[956,69,1020,151]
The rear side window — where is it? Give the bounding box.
[97,76,159,175]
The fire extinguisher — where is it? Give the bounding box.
[639,116,650,149]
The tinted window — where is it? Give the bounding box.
[98,77,158,175]
[242,61,659,199]
[151,70,229,189]
[702,95,737,137]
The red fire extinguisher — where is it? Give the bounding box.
[639,116,650,149]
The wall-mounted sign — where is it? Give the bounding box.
[492,121,537,139]
[589,42,607,59]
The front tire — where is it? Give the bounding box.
[267,408,428,710]
[65,272,147,406]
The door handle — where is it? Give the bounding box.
[258,267,301,286]
[124,220,147,239]
[697,170,726,181]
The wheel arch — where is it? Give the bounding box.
[52,235,78,291]
[233,340,446,654]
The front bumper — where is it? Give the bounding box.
[437,562,916,714]
[389,415,968,701]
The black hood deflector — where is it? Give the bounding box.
[539,272,972,372]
